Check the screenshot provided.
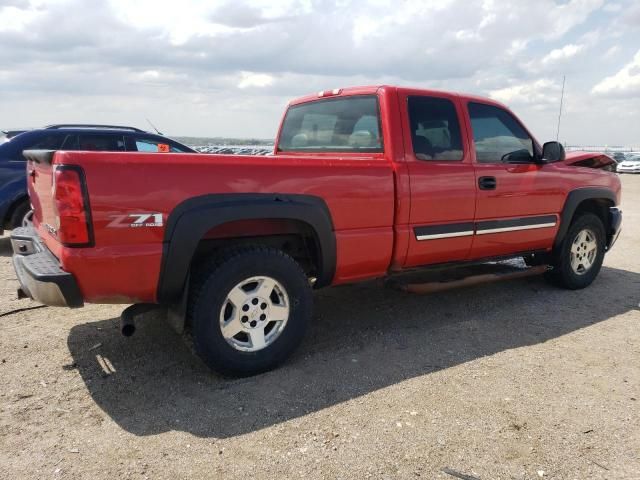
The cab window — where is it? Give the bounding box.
[408,96,464,161]
[278,96,382,152]
[468,103,534,163]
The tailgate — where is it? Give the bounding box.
[24,150,59,248]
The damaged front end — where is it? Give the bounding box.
[564,152,617,172]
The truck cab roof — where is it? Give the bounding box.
[288,85,510,110]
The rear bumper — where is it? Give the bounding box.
[11,226,83,308]
[607,207,622,250]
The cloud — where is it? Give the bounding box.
[238,72,274,89]
[0,0,638,145]
[489,79,561,108]
[592,49,640,97]
[602,2,622,12]
[541,44,585,66]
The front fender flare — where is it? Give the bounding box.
[554,187,616,249]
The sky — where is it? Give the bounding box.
[0,0,639,145]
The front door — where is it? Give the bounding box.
[464,101,565,259]
[401,91,477,267]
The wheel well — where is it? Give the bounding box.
[157,193,336,304]
[191,219,322,281]
[572,198,613,230]
[3,195,29,229]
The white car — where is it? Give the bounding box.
[617,155,640,173]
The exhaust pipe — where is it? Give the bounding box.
[120,306,137,337]
[119,303,159,337]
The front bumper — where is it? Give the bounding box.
[607,207,622,250]
[11,226,83,307]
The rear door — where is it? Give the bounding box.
[464,101,565,258]
[400,91,477,267]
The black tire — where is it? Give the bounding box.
[9,200,31,230]
[188,246,313,377]
[544,213,606,289]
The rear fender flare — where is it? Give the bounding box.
[157,193,336,304]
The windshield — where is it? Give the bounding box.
[278,95,382,153]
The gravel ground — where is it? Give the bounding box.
[1,176,639,480]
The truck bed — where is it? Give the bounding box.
[28,151,396,303]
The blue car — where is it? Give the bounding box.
[0,124,196,234]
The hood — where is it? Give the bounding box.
[563,151,616,170]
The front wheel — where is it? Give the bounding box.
[188,247,313,377]
[545,213,606,289]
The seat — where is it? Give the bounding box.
[412,135,434,159]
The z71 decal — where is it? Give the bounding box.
[108,213,164,228]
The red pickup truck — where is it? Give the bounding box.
[11,86,622,376]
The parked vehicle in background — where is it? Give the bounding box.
[609,152,626,171]
[610,152,627,162]
[0,129,28,144]
[11,86,622,376]
[617,154,640,173]
[0,124,196,235]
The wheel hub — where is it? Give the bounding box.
[241,296,270,329]
[570,228,597,275]
[219,276,290,352]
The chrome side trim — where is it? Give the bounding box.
[475,222,557,235]
[416,231,474,241]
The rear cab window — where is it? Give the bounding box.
[278,95,383,152]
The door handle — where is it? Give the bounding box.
[478,176,496,190]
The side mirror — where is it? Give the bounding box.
[501,148,534,164]
[541,141,565,163]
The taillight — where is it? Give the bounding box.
[53,166,93,246]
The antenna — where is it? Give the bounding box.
[146,118,163,135]
[556,75,565,142]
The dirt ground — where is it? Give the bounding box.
[1,177,638,480]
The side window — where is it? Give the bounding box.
[24,134,65,149]
[468,103,534,163]
[76,134,126,151]
[14,134,66,161]
[408,96,464,161]
[278,96,382,152]
[62,135,78,149]
[132,137,183,152]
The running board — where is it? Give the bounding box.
[387,261,549,295]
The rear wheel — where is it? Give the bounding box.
[545,213,605,289]
[188,246,313,377]
[9,200,30,230]
[21,209,33,227]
